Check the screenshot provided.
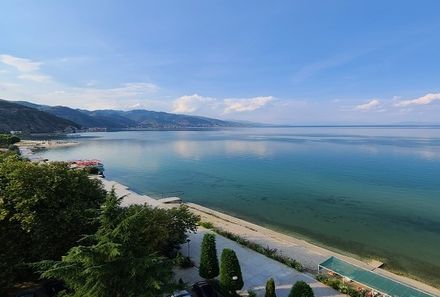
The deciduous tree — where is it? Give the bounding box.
[0,156,106,290]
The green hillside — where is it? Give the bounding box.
[0,99,79,133]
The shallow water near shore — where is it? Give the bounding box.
[35,127,440,286]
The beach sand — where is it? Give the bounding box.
[18,140,79,158]
[101,177,440,296]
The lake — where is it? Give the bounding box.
[35,127,440,285]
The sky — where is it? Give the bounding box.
[1,0,440,124]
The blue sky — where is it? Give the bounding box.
[1,0,440,124]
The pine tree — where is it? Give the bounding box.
[199,233,219,279]
[220,248,244,291]
[288,281,314,297]
[36,191,200,297]
[265,278,276,297]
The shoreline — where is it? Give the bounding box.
[100,177,440,296]
[17,140,79,159]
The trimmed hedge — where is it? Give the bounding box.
[199,221,214,229]
[265,278,277,297]
[220,248,244,291]
[206,224,304,272]
[288,281,314,297]
[199,233,219,279]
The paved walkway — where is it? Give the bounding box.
[100,178,162,207]
[186,203,440,297]
[99,179,439,296]
[183,228,344,297]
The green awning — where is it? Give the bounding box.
[319,257,434,297]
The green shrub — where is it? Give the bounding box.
[209,279,239,297]
[200,221,214,229]
[265,278,276,297]
[86,166,100,175]
[326,278,341,290]
[288,281,314,297]
[248,290,257,297]
[339,285,349,294]
[210,226,304,272]
[315,274,327,283]
[7,144,20,154]
[175,252,193,268]
[0,134,20,147]
[347,287,364,297]
[220,248,244,291]
[199,233,219,279]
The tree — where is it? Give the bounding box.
[199,233,219,279]
[0,134,20,147]
[0,156,106,291]
[36,191,200,297]
[265,278,276,297]
[220,249,243,292]
[288,281,314,297]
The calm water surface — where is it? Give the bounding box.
[36,127,440,284]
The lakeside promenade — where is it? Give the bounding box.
[183,228,345,297]
[100,178,440,296]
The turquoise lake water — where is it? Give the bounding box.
[35,127,440,284]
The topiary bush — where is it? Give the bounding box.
[220,248,244,292]
[288,281,314,297]
[199,233,219,279]
[265,278,276,297]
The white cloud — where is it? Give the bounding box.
[172,94,214,113]
[104,82,159,96]
[39,82,160,109]
[395,93,440,107]
[0,54,42,72]
[223,96,273,113]
[0,54,52,84]
[354,99,381,111]
[172,94,275,116]
[18,74,51,82]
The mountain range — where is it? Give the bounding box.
[0,100,80,133]
[0,99,245,133]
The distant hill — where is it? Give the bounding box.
[11,100,245,130]
[0,99,79,133]
[105,109,237,128]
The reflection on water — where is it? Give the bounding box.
[36,127,440,285]
[173,141,203,159]
[224,140,269,158]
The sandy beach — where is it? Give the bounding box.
[17,140,79,158]
[100,178,440,296]
[18,140,79,149]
